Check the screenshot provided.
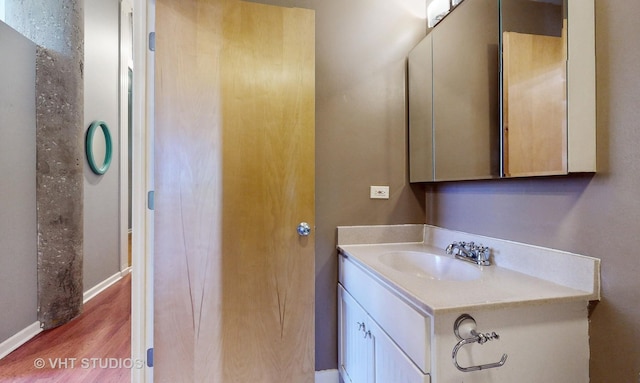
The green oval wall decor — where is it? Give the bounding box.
[86,120,113,175]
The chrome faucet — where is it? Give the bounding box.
[446,241,491,266]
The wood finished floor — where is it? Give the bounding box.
[0,273,131,383]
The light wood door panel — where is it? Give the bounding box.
[154,1,315,382]
[503,31,567,177]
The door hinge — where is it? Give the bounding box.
[147,190,155,210]
[149,32,156,51]
[147,347,154,367]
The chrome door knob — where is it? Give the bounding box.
[297,222,311,236]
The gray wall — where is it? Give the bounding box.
[250,0,428,370]
[83,0,122,290]
[6,0,84,330]
[0,0,122,343]
[314,1,426,369]
[252,1,638,379]
[0,21,37,343]
[427,1,640,382]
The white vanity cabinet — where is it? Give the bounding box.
[338,253,431,383]
[338,286,430,383]
[338,286,372,383]
[337,235,599,383]
[338,225,600,383]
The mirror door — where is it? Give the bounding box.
[501,0,567,177]
[409,0,592,183]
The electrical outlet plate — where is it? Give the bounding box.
[370,186,390,199]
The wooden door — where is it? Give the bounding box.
[154,1,315,382]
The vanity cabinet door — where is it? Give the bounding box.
[369,319,431,383]
[339,252,432,372]
[338,286,373,383]
[339,285,431,383]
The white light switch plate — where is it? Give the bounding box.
[370,186,390,199]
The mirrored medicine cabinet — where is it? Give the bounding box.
[408,0,595,183]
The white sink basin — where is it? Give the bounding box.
[378,251,482,281]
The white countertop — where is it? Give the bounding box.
[338,241,597,315]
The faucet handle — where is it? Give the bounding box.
[476,245,491,264]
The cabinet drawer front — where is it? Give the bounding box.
[340,254,431,373]
[371,318,431,383]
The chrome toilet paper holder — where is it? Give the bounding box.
[452,314,508,372]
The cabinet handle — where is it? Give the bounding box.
[364,330,372,339]
[357,322,366,331]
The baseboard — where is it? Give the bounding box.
[1,272,128,360]
[0,321,42,360]
[83,269,128,304]
[315,369,339,383]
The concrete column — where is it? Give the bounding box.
[5,0,84,329]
